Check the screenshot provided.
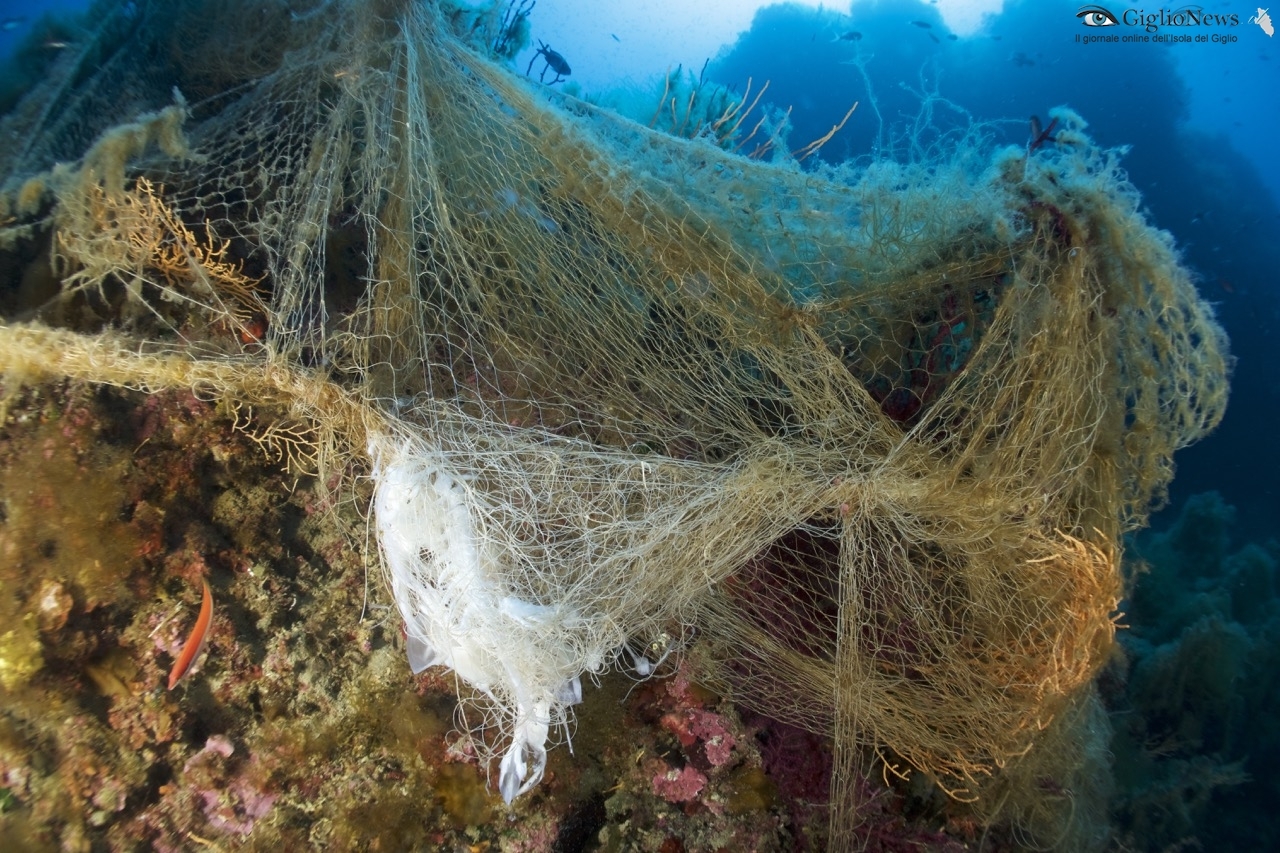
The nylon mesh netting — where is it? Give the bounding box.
[0,0,1228,843]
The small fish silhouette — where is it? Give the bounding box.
[1028,115,1059,153]
[168,580,213,690]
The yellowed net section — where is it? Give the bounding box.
[0,0,1227,839]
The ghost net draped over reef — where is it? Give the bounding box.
[0,0,1227,847]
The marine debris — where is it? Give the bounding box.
[0,0,1228,849]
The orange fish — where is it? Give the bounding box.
[168,580,213,690]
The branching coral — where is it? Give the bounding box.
[55,176,263,331]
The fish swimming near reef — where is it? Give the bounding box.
[168,580,213,689]
[1028,115,1059,153]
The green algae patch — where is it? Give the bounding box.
[0,612,42,691]
[436,763,495,828]
[0,390,146,615]
[725,764,777,815]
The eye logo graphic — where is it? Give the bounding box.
[1077,5,1120,27]
[1251,8,1274,36]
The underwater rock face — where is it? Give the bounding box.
[1111,492,1280,851]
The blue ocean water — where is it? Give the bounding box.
[1,0,1277,849]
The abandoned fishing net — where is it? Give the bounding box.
[0,0,1228,841]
